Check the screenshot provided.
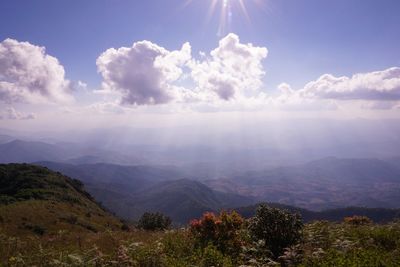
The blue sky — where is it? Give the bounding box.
[0,0,400,128]
[1,0,399,89]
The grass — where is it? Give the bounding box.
[0,164,124,238]
[0,200,123,237]
[1,221,400,266]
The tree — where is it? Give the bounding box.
[248,204,303,258]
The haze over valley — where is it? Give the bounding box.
[1,119,400,224]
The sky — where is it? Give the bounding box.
[0,0,400,131]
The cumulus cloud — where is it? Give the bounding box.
[96,33,268,106]
[0,107,36,120]
[95,34,399,113]
[0,38,73,104]
[190,33,268,100]
[299,67,400,100]
[96,40,191,105]
[278,83,294,95]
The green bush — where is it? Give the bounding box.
[0,195,16,205]
[369,227,399,251]
[137,212,171,231]
[201,244,233,267]
[248,204,303,258]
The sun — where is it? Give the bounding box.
[182,0,266,36]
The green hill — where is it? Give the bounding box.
[0,163,123,236]
[126,179,254,224]
[37,162,255,224]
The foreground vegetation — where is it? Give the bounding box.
[1,212,400,266]
[1,164,400,266]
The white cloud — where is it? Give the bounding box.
[189,33,268,100]
[0,107,36,120]
[96,40,191,105]
[0,38,73,104]
[361,101,400,110]
[86,101,126,114]
[92,35,400,114]
[278,83,294,95]
[299,67,400,101]
[96,33,268,106]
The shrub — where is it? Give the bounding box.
[344,215,373,225]
[369,227,398,251]
[0,195,16,205]
[201,244,233,267]
[121,223,130,232]
[190,211,244,256]
[248,204,303,258]
[137,212,171,231]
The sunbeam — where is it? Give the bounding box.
[183,0,266,36]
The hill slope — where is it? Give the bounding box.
[0,164,122,236]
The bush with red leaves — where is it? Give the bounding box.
[190,211,244,256]
[344,215,373,225]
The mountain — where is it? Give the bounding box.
[205,157,400,210]
[0,164,122,236]
[0,139,146,165]
[0,140,68,163]
[37,161,185,192]
[386,156,400,170]
[0,134,13,144]
[37,162,254,224]
[235,203,400,223]
[124,179,254,224]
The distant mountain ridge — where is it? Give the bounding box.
[0,140,67,163]
[235,203,400,223]
[0,134,14,144]
[0,139,146,165]
[205,157,400,210]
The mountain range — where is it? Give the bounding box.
[0,139,146,165]
[205,157,400,210]
[235,203,400,223]
[1,139,400,224]
[36,161,254,223]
